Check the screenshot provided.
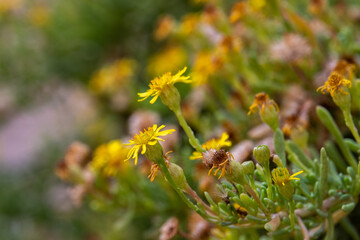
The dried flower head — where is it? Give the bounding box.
[248,92,279,115]
[282,114,306,137]
[91,140,129,177]
[317,72,352,97]
[272,167,303,186]
[126,124,175,165]
[202,149,233,179]
[138,67,191,104]
[229,2,247,23]
[55,142,90,180]
[148,151,171,182]
[159,217,179,240]
[154,15,174,41]
[190,132,232,160]
[270,34,311,62]
[333,60,356,77]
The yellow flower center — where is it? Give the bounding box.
[327,73,343,87]
[254,92,268,105]
[133,128,157,145]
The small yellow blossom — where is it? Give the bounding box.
[91,140,129,177]
[126,124,175,165]
[138,67,191,104]
[317,72,352,97]
[190,132,232,160]
[89,58,136,95]
[248,92,279,115]
[272,167,303,186]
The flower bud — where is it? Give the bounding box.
[225,160,247,185]
[260,106,279,131]
[332,87,351,112]
[144,141,164,164]
[160,85,181,112]
[168,163,188,190]
[253,145,270,166]
[241,161,255,175]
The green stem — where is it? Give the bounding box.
[325,212,334,240]
[289,200,296,231]
[264,166,273,201]
[173,108,204,152]
[244,184,269,218]
[343,109,360,145]
[156,157,211,221]
[317,106,357,170]
[340,218,360,240]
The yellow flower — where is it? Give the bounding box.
[272,167,303,186]
[190,132,232,160]
[138,67,191,104]
[89,58,136,95]
[91,140,129,177]
[126,124,175,165]
[317,72,352,97]
[248,92,279,115]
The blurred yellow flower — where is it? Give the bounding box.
[317,72,352,97]
[138,67,191,104]
[190,132,232,160]
[192,52,220,86]
[180,14,200,35]
[91,140,130,177]
[249,0,266,12]
[89,58,136,95]
[147,46,187,77]
[248,92,279,115]
[28,5,50,27]
[126,124,175,165]
[272,167,303,186]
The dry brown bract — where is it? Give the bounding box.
[202,149,233,179]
